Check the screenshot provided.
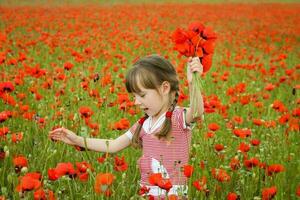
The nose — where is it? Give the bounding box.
[134,96,141,105]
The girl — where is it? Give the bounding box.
[49,55,204,199]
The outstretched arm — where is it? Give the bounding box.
[185,57,204,124]
[49,127,131,153]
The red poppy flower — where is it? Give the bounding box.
[233,128,252,138]
[208,123,220,131]
[11,132,23,143]
[16,173,41,192]
[0,81,14,93]
[79,106,94,119]
[238,142,250,153]
[250,139,261,146]
[227,192,239,200]
[183,164,194,178]
[0,111,9,123]
[0,127,9,137]
[13,155,28,169]
[244,157,260,170]
[253,118,264,126]
[114,155,128,172]
[48,168,59,181]
[266,164,285,176]
[193,176,207,191]
[296,185,300,197]
[64,62,74,70]
[112,118,130,130]
[262,186,277,200]
[55,162,76,178]
[172,21,217,73]
[230,157,240,171]
[148,173,173,192]
[76,161,93,173]
[94,173,115,196]
[214,144,224,152]
[139,185,150,196]
[211,168,230,182]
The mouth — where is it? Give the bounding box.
[142,108,149,112]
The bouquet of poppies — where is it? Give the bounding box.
[172,21,217,72]
[172,22,217,117]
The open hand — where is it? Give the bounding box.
[49,127,78,146]
[187,57,203,84]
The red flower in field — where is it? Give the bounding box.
[253,118,264,126]
[278,113,290,125]
[238,142,250,153]
[0,111,9,123]
[183,164,194,178]
[229,157,240,171]
[265,83,276,91]
[233,128,251,138]
[48,162,77,180]
[16,173,41,192]
[262,186,277,200]
[0,93,16,106]
[266,164,285,176]
[11,132,23,143]
[193,176,207,191]
[114,155,128,172]
[112,118,130,130]
[77,172,89,182]
[232,116,243,124]
[214,144,224,152]
[0,81,14,93]
[292,107,300,117]
[211,168,230,182]
[0,127,9,136]
[288,118,299,132]
[148,173,173,192]
[97,153,108,164]
[296,185,300,197]
[94,173,115,196]
[172,22,217,73]
[227,192,239,200]
[250,139,260,146]
[55,162,76,178]
[13,155,28,170]
[34,188,55,200]
[79,106,93,119]
[208,123,220,131]
[76,161,93,173]
[205,131,215,139]
[33,188,46,200]
[271,100,286,112]
[48,169,59,181]
[64,62,74,70]
[149,173,163,185]
[244,157,259,170]
[139,185,150,196]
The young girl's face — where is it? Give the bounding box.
[133,82,170,119]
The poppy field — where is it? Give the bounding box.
[0,1,300,200]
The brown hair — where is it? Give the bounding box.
[125,55,179,148]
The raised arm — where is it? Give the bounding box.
[49,127,131,153]
[185,57,205,124]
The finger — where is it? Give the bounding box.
[50,127,64,134]
[191,57,200,63]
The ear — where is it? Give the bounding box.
[160,81,171,95]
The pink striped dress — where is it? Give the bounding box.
[125,107,191,197]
